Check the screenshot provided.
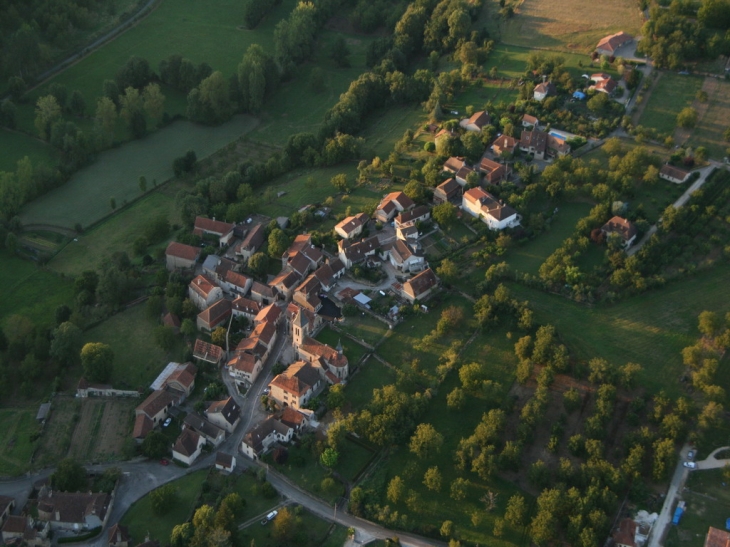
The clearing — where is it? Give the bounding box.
[0,408,40,477]
[687,78,730,159]
[639,73,703,136]
[19,116,259,230]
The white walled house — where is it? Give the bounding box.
[462,187,520,230]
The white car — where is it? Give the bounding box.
[163,417,172,428]
[683,461,697,469]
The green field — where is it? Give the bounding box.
[344,358,398,411]
[121,469,209,544]
[483,44,605,81]
[0,129,58,173]
[49,180,187,276]
[241,508,348,547]
[316,327,369,367]
[507,201,592,274]
[357,103,425,158]
[640,73,703,135]
[81,304,185,390]
[0,251,74,329]
[336,314,390,347]
[509,263,730,396]
[19,115,258,229]
[687,79,730,159]
[0,408,40,477]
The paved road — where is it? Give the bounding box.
[648,444,693,547]
[696,446,730,470]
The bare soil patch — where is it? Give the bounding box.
[35,397,80,467]
[68,398,136,462]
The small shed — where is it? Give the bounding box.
[573,91,587,100]
[36,403,51,423]
[353,293,372,308]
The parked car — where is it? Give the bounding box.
[682,461,697,469]
[261,510,278,525]
[263,387,270,395]
[160,459,169,466]
[687,450,695,461]
[163,417,172,428]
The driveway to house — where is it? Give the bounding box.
[648,444,693,547]
[335,261,400,294]
[696,446,730,470]
[627,164,716,256]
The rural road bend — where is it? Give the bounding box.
[648,444,692,547]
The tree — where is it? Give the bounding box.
[170,523,193,547]
[436,259,458,284]
[409,423,444,458]
[331,173,349,193]
[248,252,268,276]
[151,484,178,516]
[95,97,118,147]
[143,83,166,124]
[387,476,406,503]
[34,95,62,140]
[320,448,339,468]
[432,202,456,228]
[652,437,675,480]
[196,71,233,123]
[142,430,170,458]
[49,83,68,110]
[441,521,454,538]
[447,387,466,410]
[267,228,289,259]
[52,459,87,491]
[327,384,345,409]
[331,36,351,68]
[404,180,426,202]
[505,494,527,527]
[8,77,27,101]
[69,90,86,116]
[51,322,82,368]
[698,310,721,338]
[155,326,177,351]
[272,507,295,541]
[450,477,469,501]
[181,319,196,339]
[677,107,698,129]
[423,466,442,491]
[80,342,114,383]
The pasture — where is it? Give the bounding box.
[639,73,703,135]
[81,304,185,391]
[506,201,592,274]
[483,44,605,81]
[0,408,39,477]
[357,103,425,158]
[687,78,730,159]
[344,358,398,411]
[19,115,258,229]
[0,129,57,173]
[509,262,730,397]
[0,250,74,329]
[486,0,643,52]
[336,314,389,347]
[121,469,209,544]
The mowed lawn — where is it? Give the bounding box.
[0,129,57,173]
[49,180,187,277]
[0,251,74,329]
[81,304,184,390]
[509,262,730,396]
[687,78,730,159]
[344,358,398,411]
[506,201,592,275]
[483,44,606,81]
[0,408,40,477]
[640,73,703,135]
[121,470,209,544]
[19,116,258,229]
[488,0,642,51]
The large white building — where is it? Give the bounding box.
[462,187,520,230]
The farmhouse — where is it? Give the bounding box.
[193,216,235,247]
[172,429,205,465]
[659,164,691,183]
[334,213,369,239]
[234,223,265,261]
[293,274,322,313]
[460,110,491,132]
[36,488,112,531]
[596,31,633,56]
[241,416,294,460]
[375,191,415,222]
[313,260,345,291]
[479,157,507,184]
[188,275,224,310]
[389,240,426,273]
[433,178,462,204]
[206,397,241,433]
[522,114,539,128]
[165,242,200,271]
[601,216,638,248]
[338,236,381,268]
[183,414,225,446]
[462,187,519,230]
[395,205,430,228]
[163,362,197,399]
[534,81,557,101]
[268,361,324,409]
[401,268,439,303]
[492,135,519,156]
[2,515,50,547]
[192,339,223,365]
[197,299,232,331]
[215,452,236,473]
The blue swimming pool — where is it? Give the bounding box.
[549,131,566,141]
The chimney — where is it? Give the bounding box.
[542,75,547,83]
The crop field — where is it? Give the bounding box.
[509,262,730,396]
[34,398,80,469]
[485,0,643,52]
[687,78,730,159]
[67,398,136,462]
[0,408,40,477]
[0,250,74,329]
[19,116,258,230]
[122,469,209,544]
[81,304,184,391]
[640,73,703,135]
[0,129,57,173]
[506,201,592,274]
[49,180,187,276]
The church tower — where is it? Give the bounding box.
[292,307,308,348]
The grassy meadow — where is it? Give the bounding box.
[509,262,730,397]
[19,115,258,229]
[0,408,40,477]
[640,73,704,135]
[485,0,642,52]
[687,78,730,159]
[0,129,58,172]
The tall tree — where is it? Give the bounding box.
[143,83,166,124]
[80,342,114,383]
[34,95,62,140]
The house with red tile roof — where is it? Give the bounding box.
[334,213,369,239]
[534,81,557,101]
[459,110,491,132]
[163,362,197,398]
[401,268,440,303]
[172,429,205,465]
[250,281,276,305]
[337,236,381,268]
[479,157,507,184]
[36,488,112,530]
[491,134,519,157]
[268,361,324,409]
[188,275,224,310]
[234,223,265,261]
[108,523,130,547]
[462,187,520,230]
[601,216,638,248]
[395,205,430,229]
[197,299,232,331]
[240,416,295,460]
[193,216,235,247]
[388,240,426,273]
[215,452,236,472]
[522,114,539,128]
[231,296,262,321]
[193,339,224,365]
[596,31,633,56]
[165,242,200,271]
[433,178,462,205]
[254,303,283,325]
[374,192,415,223]
[222,270,252,296]
[228,351,263,386]
[705,527,730,547]
[269,270,302,301]
[0,497,15,528]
